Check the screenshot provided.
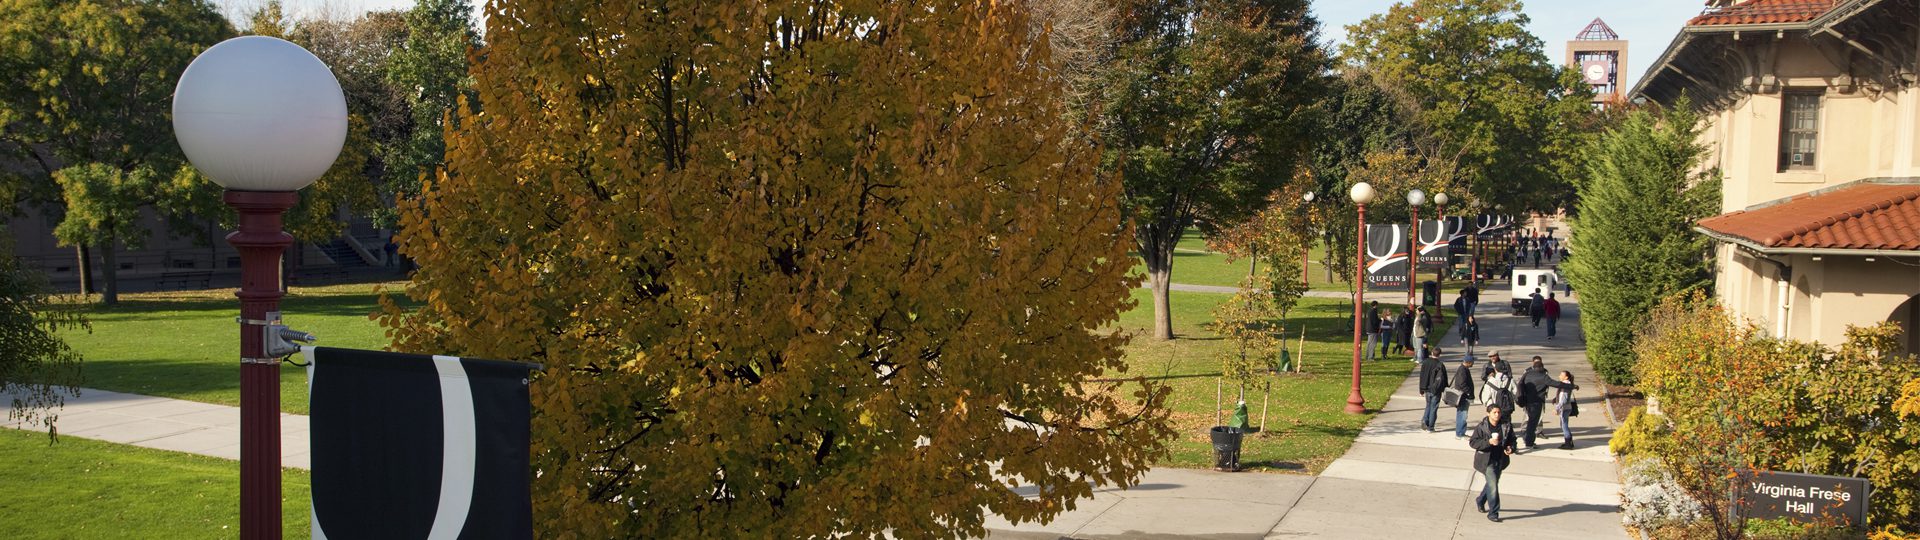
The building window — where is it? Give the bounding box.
[1778,91,1821,171]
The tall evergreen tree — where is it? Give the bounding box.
[1097,0,1331,340]
[1563,103,1720,385]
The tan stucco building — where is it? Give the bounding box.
[1634,0,1920,352]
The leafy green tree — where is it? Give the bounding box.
[1340,0,1592,213]
[0,0,232,296]
[1097,0,1331,340]
[378,0,1173,537]
[380,0,477,219]
[0,232,86,439]
[1564,103,1719,385]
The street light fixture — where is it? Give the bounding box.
[1346,182,1375,415]
[1406,188,1425,307]
[173,35,346,540]
[1302,191,1315,285]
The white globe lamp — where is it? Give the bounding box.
[173,36,346,191]
[1348,182,1376,205]
[1434,193,1449,206]
[1407,188,1427,207]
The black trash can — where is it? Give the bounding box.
[1421,280,1440,307]
[1210,426,1243,471]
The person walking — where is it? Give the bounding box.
[1482,351,1511,381]
[1528,288,1545,328]
[1377,313,1395,359]
[1396,307,1415,357]
[1461,315,1480,358]
[1418,347,1449,432]
[1469,405,1517,522]
[1452,355,1478,438]
[1479,363,1516,421]
[1364,302,1382,360]
[1452,294,1468,333]
[1544,293,1562,340]
[1411,307,1431,363]
[1462,283,1479,315]
[1553,370,1582,449]
[1517,357,1553,450]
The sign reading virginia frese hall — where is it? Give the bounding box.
[1736,469,1869,528]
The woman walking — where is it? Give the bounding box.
[1452,356,1477,438]
[1553,371,1581,449]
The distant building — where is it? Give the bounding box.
[1634,0,1920,352]
[1568,18,1628,107]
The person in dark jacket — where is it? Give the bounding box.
[1364,302,1382,360]
[1482,351,1511,381]
[1528,288,1545,327]
[1418,348,1449,431]
[1377,314,1395,358]
[1554,370,1581,449]
[1544,293,1562,340]
[1517,357,1555,449]
[1470,405,1517,522]
[1452,356,1478,438]
[1461,316,1480,358]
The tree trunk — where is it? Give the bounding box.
[99,241,119,305]
[1150,266,1173,340]
[76,245,94,295]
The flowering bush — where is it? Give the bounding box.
[1620,455,1705,533]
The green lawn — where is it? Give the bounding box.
[0,428,311,538]
[55,278,1420,475]
[1113,288,1437,473]
[60,283,407,415]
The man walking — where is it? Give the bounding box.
[1517,357,1553,450]
[1452,356,1478,438]
[1418,347,1449,431]
[1470,405,1517,522]
[1411,307,1430,363]
[1396,306,1415,357]
[1364,302,1382,360]
[1528,288,1545,328]
[1544,293,1562,340]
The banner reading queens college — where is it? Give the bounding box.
[1365,224,1410,291]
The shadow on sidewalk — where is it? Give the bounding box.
[1497,502,1622,521]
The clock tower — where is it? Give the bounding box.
[1566,18,1628,108]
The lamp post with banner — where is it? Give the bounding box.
[1346,182,1376,414]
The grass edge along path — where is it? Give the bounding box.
[1114,289,1435,474]
[0,427,311,539]
[59,282,409,415]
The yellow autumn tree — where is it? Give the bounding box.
[377,1,1174,537]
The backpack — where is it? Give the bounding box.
[1479,372,1511,407]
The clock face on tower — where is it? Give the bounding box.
[1581,60,1610,85]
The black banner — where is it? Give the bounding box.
[306,347,537,540]
[1475,214,1505,236]
[1416,220,1449,267]
[1736,469,1870,528]
[1365,224,1409,291]
[1445,216,1469,250]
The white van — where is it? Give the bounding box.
[1508,269,1560,314]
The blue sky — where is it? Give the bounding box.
[224,0,1707,91]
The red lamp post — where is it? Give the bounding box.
[1302,191,1315,286]
[1346,182,1376,415]
[1406,189,1425,307]
[173,36,348,539]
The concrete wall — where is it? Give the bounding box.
[1715,246,1920,349]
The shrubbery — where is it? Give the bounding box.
[1619,454,1704,533]
[1626,292,1920,534]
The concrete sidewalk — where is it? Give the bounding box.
[988,265,1626,539]
[1,387,312,470]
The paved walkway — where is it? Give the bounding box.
[1,388,312,470]
[989,263,1626,539]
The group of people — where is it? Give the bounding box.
[1526,288,1564,340]
[1419,352,1583,522]
[1514,230,1566,269]
[1362,301,1439,362]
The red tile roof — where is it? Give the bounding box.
[1698,183,1920,251]
[1689,0,1835,26]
